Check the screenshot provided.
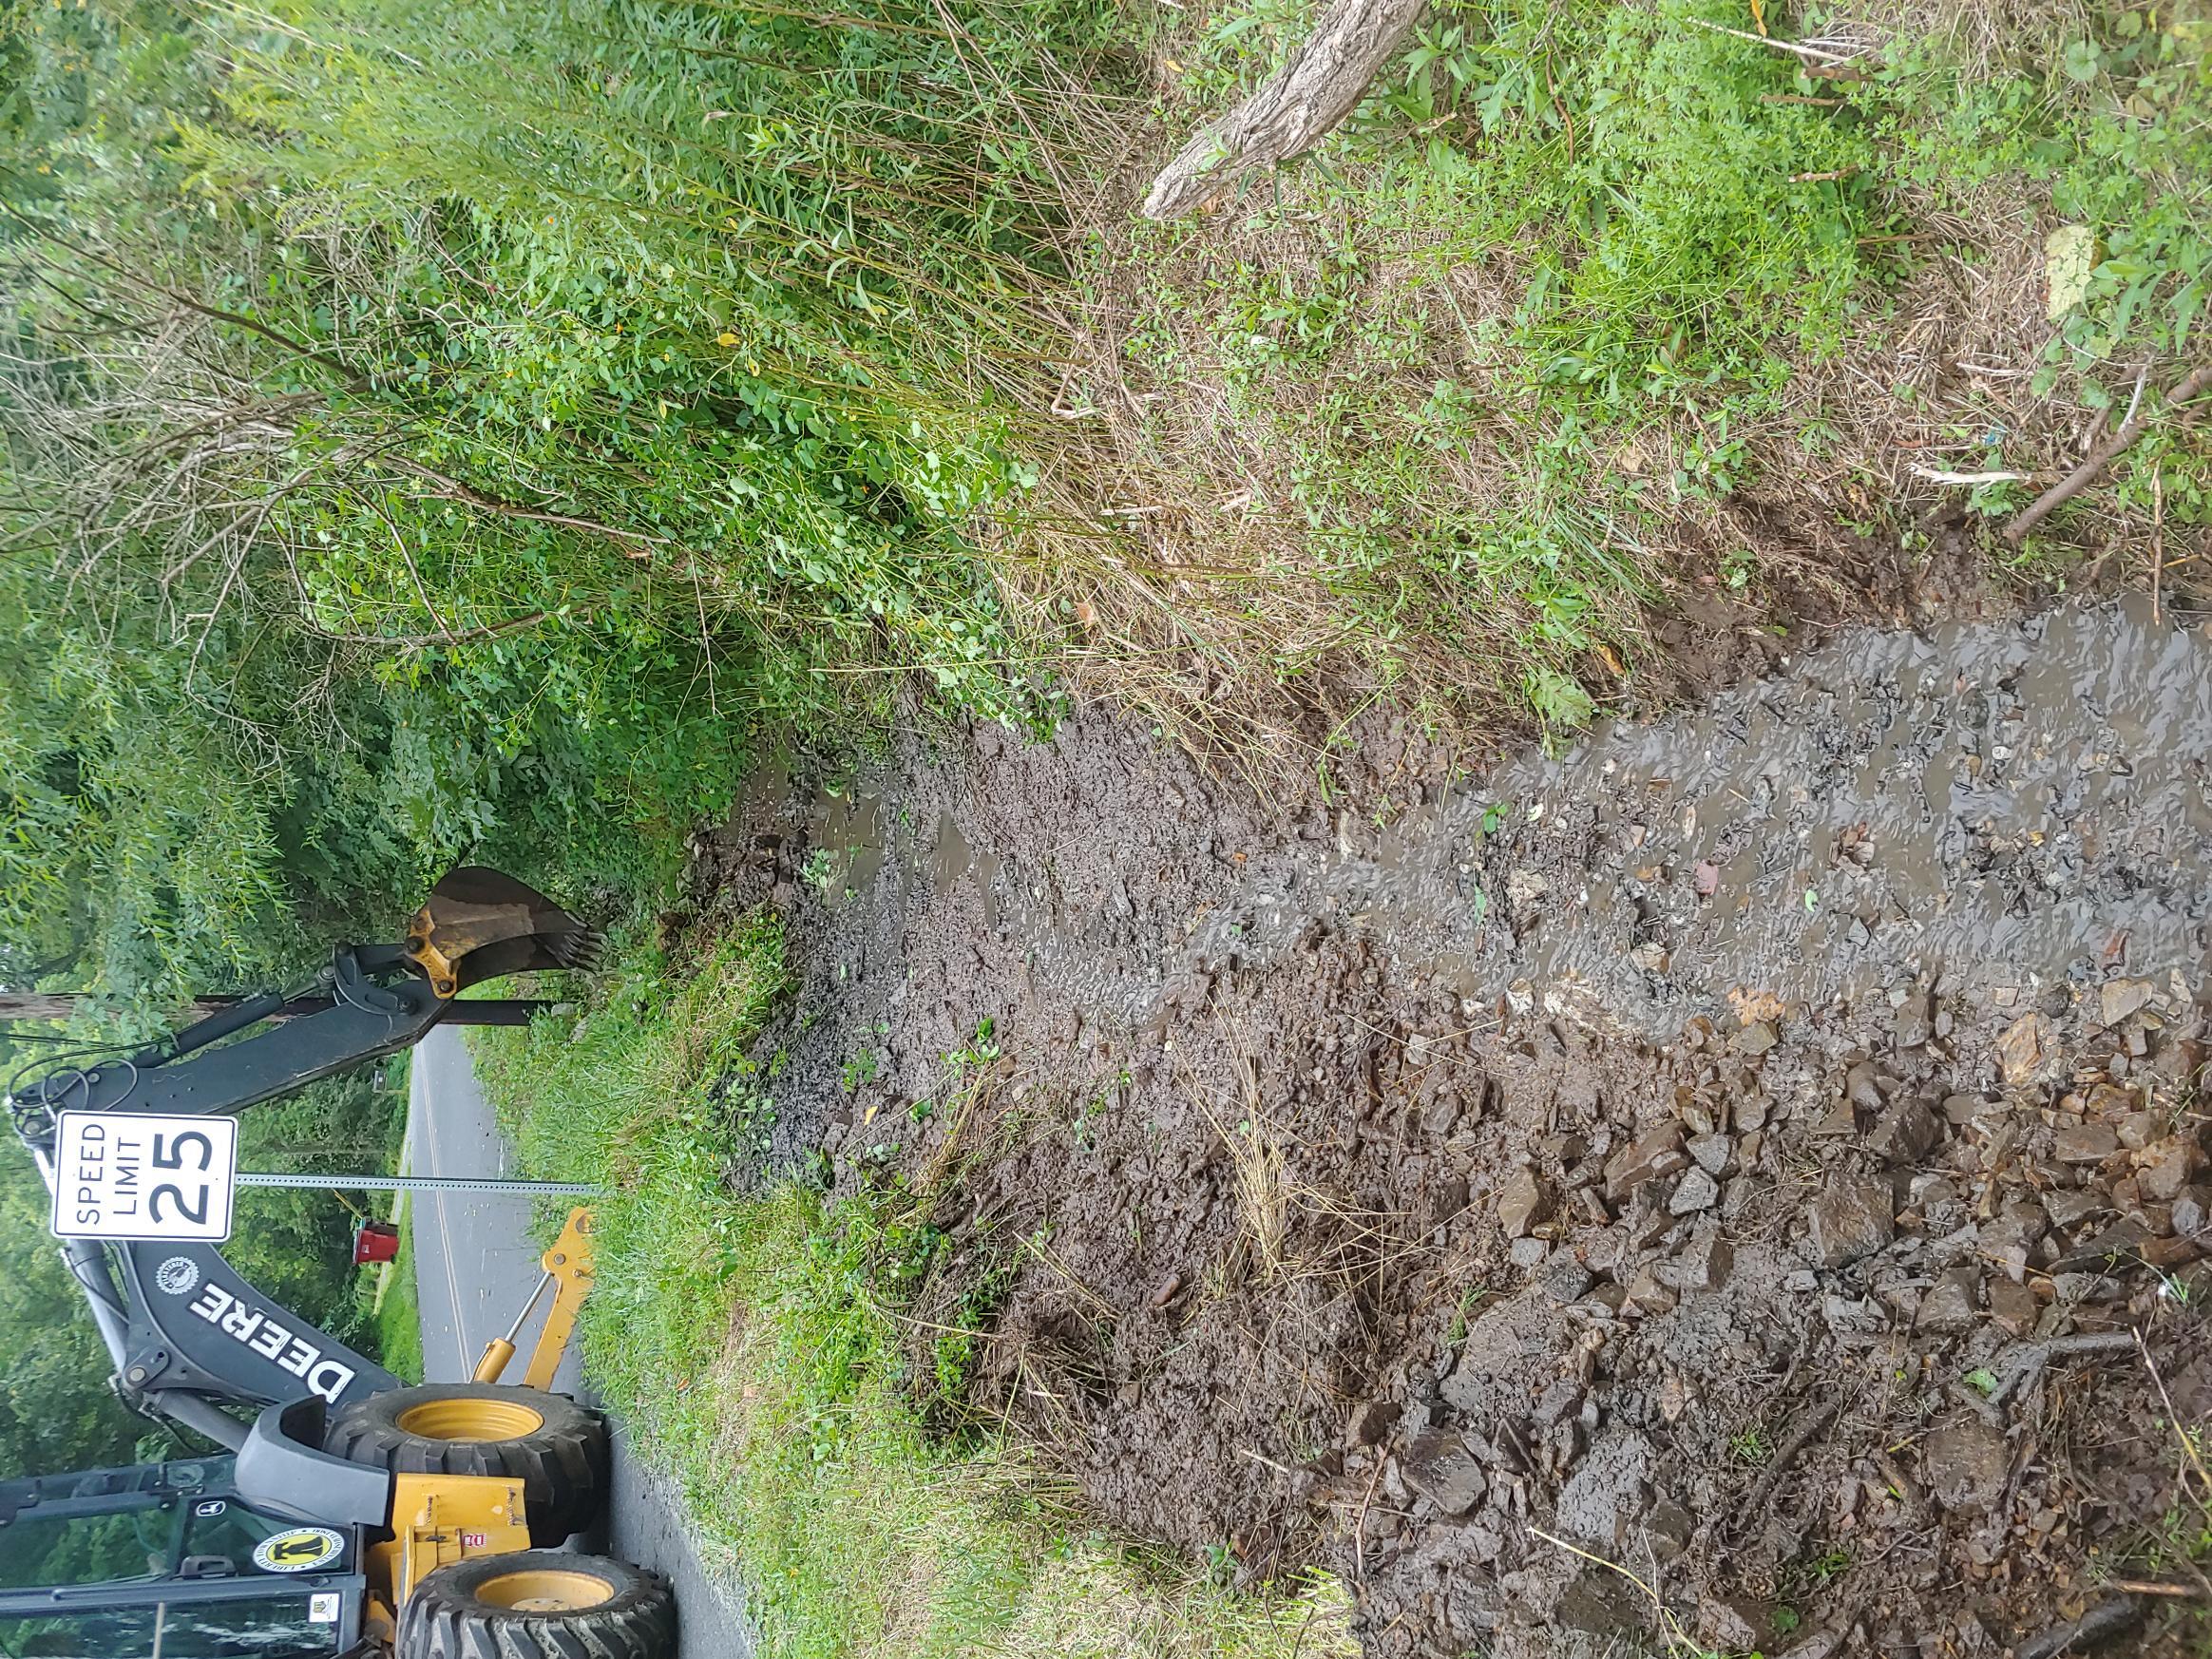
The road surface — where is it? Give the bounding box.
[408,1026,755,1659]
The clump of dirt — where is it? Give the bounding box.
[688,599,2212,1657]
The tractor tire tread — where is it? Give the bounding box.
[323,1382,609,1543]
[397,1551,675,1659]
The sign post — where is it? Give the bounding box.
[46,1113,598,1244]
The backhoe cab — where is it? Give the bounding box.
[0,871,676,1659]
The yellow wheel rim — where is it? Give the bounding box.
[396,1397,545,1442]
[475,1567,617,1613]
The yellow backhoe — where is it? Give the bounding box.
[0,871,675,1659]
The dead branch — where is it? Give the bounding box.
[372,454,669,560]
[1141,0,1429,221]
[2004,363,2212,544]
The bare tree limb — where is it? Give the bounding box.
[1141,0,1429,221]
[2004,363,2212,544]
[372,453,669,559]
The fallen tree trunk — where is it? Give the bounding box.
[1141,0,1429,221]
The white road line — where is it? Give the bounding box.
[414,1047,473,1381]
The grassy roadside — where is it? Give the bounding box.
[472,922,1350,1659]
[371,1233,426,1387]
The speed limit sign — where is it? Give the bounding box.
[50,1112,238,1242]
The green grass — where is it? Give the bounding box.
[371,1231,426,1387]
[472,922,1351,1659]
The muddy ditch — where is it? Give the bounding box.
[685,597,2212,1657]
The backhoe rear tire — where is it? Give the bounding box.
[398,1550,674,1659]
[323,1383,609,1543]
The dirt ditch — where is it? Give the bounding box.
[690,598,2212,1657]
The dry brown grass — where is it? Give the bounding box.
[964,0,2210,776]
[1195,1053,1296,1287]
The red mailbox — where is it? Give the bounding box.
[353,1219,402,1266]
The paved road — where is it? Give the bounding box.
[408,1026,754,1659]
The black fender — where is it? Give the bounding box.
[235,1397,394,1528]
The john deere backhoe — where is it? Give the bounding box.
[0,870,674,1659]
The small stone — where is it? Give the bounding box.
[1919,1267,1980,1333]
[1894,991,1936,1050]
[1656,1229,1734,1292]
[1604,1124,1688,1203]
[2054,1124,2121,1165]
[1496,1166,1549,1239]
[1776,1630,1844,1659]
[1537,1254,1594,1305]
[1997,1013,2051,1084]
[1346,1399,1402,1447]
[2043,1188,2105,1228]
[1811,1176,1896,1268]
[1669,1168,1721,1214]
[1868,1096,1941,1164]
[1924,1420,2011,1513]
[1508,1235,1550,1270]
[1623,1266,1677,1317]
[1688,1133,1731,1174]
[1402,1430,1487,1516]
[1844,1061,1887,1115]
[2140,1137,2205,1203]
[2172,1186,2211,1237]
[2101,977,2158,1028]
[1783,1268,1821,1293]
[1734,1094,1770,1132]
[1698,1593,1768,1652]
[1736,1021,1779,1056]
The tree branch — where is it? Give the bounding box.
[1142,0,1429,220]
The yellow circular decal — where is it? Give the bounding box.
[253,1525,345,1573]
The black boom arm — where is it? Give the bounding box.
[6,868,596,1451]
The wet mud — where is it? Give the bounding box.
[693,599,2212,1657]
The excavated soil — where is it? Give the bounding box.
[689,598,2212,1658]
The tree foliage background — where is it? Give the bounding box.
[0,0,1101,1480]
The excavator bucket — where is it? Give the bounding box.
[404,868,601,999]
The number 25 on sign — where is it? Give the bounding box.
[50,1111,238,1243]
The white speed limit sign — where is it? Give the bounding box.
[50,1111,238,1242]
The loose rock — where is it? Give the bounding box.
[1401,1430,1487,1516]
[1496,1166,1548,1239]
[1811,1176,1896,1267]
[1604,1124,1688,1203]
[2054,1124,2120,1165]
[1669,1168,1721,1214]
[1923,1420,2011,1513]
[1998,1013,2052,1083]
